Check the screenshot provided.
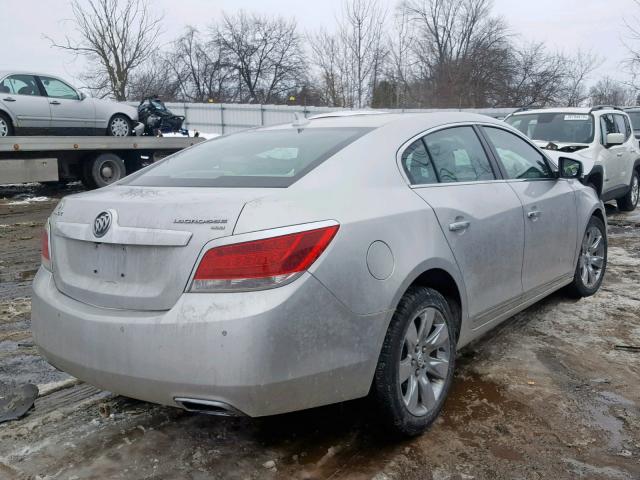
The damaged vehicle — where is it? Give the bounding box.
[32,112,607,436]
[137,96,187,136]
[505,106,640,211]
[0,71,142,137]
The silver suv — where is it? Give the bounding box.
[32,112,606,436]
[506,107,640,211]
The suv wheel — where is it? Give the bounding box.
[372,286,456,437]
[566,216,607,297]
[617,170,639,212]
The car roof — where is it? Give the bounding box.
[0,70,70,81]
[264,111,504,130]
[510,107,623,116]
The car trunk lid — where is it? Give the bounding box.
[50,185,266,311]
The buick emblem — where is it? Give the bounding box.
[93,211,112,238]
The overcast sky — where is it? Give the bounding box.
[0,0,637,88]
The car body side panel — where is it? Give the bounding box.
[506,179,578,292]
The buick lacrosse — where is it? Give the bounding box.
[32,112,607,436]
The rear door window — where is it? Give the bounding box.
[124,127,371,188]
[422,126,496,183]
[401,139,438,185]
[614,114,629,141]
[2,74,41,96]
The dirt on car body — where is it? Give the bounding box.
[0,185,638,480]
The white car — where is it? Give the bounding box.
[505,106,640,211]
[0,71,141,137]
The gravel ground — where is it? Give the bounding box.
[0,183,638,480]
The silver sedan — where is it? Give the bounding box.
[31,112,607,436]
[0,71,140,136]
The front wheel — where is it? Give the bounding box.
[107,114,132,137]
[566,216,607,298]
[372,286,457,437]
[616,170,639,212]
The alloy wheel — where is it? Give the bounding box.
[399,307,450,416]
[110,117,130,136]
[0,118,8,137]
[579,225,605,288]
[631,174,639,207]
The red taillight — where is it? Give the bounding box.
[41,226,52,271]
[191,225,339,291]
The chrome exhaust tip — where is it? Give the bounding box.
[174,397,245,417]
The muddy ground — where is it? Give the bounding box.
[0,183,638,480]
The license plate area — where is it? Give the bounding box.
[90,243,128,282]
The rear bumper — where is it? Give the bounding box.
[31,268,388,417]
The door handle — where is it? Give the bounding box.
[50,100,61,105]
[449,220,470,232]
[617,152,624,157]
[2,97,16,102]
[527,210,541,219]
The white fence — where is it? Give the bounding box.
[128,102,517,135]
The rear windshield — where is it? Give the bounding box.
[123,127,371,187]
[506,113,594,144]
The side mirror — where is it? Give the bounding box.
[79,92,87,101]
[559,157,583,179]
[606,132,624,146]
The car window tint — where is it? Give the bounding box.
[124,127,371,188]
[401,139,437,185]
[614,114,629,140]
[423,126,495,183]
[484,127,554,179]
[3,75,40,96]
[40,76,79,100]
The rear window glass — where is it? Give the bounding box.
[124,127,371,188]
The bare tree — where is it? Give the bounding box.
[589,76,634,106]
[503,42,566,107]
[127,53,180,101]
[402,0,510,107]
[309,29,348,106]
[48,0,162,100]
[561,50,602,107]
[166,27,233,102]
[215,11,307,104]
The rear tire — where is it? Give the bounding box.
[0,112,13,137]
[566,216,607,298]
[616,170,639,212]
[106,114,132,137]
[81,153,126,189]
[372,286,457,437]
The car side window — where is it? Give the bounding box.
[600,114,617,144]
[401,139,438,185]
[423,126,495,183]
[624,115,632,138]
[39,76,79,100]
[3,75,40,96]
[614,114,629,141]
[483,127,554,180]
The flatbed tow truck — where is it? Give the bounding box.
[0,136,204,189]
